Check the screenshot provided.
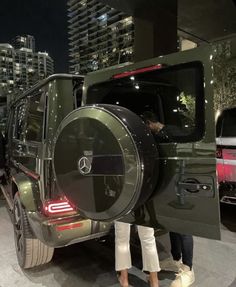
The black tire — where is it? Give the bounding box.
[13,193,54,269]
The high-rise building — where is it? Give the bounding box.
[35,52,54,79]
[12,35,36,52]
[0,44,15,96]
[67,0,134,74]
[0,36,54,100]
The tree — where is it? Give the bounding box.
[213,38,236,112]
[179,92,195,126]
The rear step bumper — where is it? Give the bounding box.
[220,196,236,205]
[219,182,236,205]
[27,212,112,247]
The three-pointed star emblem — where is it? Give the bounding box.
[78,156,92,175]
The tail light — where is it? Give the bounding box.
[43,198,76,217]
[216,147,223,159]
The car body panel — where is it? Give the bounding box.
[12,172,39,211]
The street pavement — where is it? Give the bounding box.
[0,197,236,287]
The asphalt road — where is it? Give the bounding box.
[0,197,236,287]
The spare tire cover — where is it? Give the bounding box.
[53,104,159,221]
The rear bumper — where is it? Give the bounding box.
[219,181,236,205]
[27,212,112,247]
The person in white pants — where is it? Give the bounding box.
[115,221,160,287]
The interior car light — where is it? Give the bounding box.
[113,64,163,79]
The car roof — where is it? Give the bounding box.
[10,74,84,108]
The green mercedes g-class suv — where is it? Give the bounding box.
[2,42,235,269]
[1,74,112,269]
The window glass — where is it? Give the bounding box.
[25,93,44,142]
[14,101,27,141]
[221,108,236,137]
[73,78,84,108]
[87,62,205,143]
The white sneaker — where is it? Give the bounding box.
[160,257,182,273]
[170,264,195,287]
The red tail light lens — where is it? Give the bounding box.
[216,147,223,159]
[43,199,76,217]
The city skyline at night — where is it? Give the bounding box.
[0,0,68,72]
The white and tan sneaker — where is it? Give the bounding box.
[160,257,182,273]
[170,264,195,287]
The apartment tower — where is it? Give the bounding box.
[0,35,54,99]
[67,0,134,74]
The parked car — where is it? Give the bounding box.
[216,107,236,205]
[52,46,223,241]
[1,74,111,269]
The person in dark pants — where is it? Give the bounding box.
[142,112,195,287]
[168,232,195,287]
[159,232,195,287]
[169,232,193,270]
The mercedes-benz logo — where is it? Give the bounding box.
[78,156,92,175]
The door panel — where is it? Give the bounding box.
[83,46,221,239]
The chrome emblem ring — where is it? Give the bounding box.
[78,156,92,175]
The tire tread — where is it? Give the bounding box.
[14,193,54,269]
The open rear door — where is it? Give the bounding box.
[62,45,221,240]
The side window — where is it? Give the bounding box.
[14,101,27,141]
[25,93,45,142]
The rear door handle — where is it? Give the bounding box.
[178,181,212,193]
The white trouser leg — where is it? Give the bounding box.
[137,225,161,272]
[115,221,132,271]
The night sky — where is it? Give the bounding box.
[0,0,68,72]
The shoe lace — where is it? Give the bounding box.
[175,270,183,277]
[175,267,187,278]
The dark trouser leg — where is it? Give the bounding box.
[169,232,182,262]
[180,234,193,270]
